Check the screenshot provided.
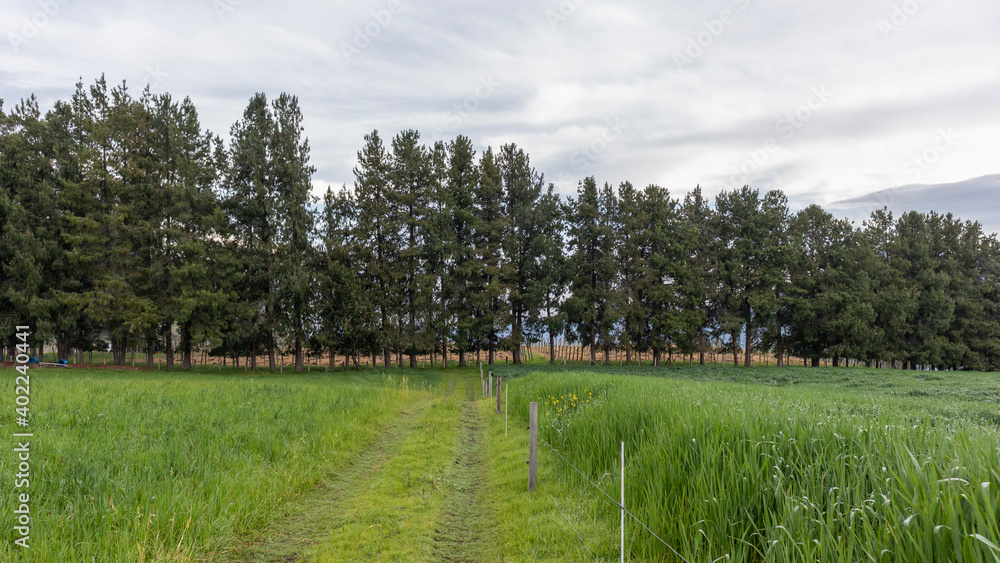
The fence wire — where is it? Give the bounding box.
[538,477,600,562]
[515,410,692,563]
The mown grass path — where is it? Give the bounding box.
[236,392,440,562]
[238,368,494,562]
[430,376,489,561]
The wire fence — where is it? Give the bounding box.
[513,410,692,563]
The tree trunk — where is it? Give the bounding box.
[832,355,840,367]
[626,349,632,366]
[267,332,276,373]
[295,338,304,372]
[775,333,784,367]
[699,351,705,366]
[549,332,555,365]
[744,319,753,368]
[811,357,820,367]
[731,334,739,367]
[384,347,392,369]
[145,335,155,368]
[182,322,193,371]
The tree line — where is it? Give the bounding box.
[2,78,999,371]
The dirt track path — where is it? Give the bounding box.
[235,370,492,562]
[235,392,438,562]
[431,378,489,561]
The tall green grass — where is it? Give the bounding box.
[509,369,1000,562]
[0,367,431,561]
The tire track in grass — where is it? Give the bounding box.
[309,372,469,561]
[431,378,490,562]
[235,394,438,563]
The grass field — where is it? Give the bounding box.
[0,367,434,561]
[3,362,1000,561]
[500,365,1000,562]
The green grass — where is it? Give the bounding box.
[0,366,437,562]
[504,365,1000,562]
[480,388,619,561]
[7,361,1000,561]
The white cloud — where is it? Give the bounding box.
[1,0,998,214]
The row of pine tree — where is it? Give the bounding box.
[2,78,999,371]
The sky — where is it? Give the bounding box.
[2,0,999,223]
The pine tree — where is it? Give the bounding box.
[224,93,277,371]
[443,135,480,366]
[270,93,317,372]
[615,181,644,364]
[565,177,617,365]
[473,147,507,364]
[498,143,544,364]
[529,184,568,365]
[786,205,879,366]
[680,186,715,365]
[352,130,401,368]
[390,130,431,367]
[0,97,54,359]
[713,186,788,367]
[315,187,376,369]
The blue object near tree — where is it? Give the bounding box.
[28,357,39,364]
[58,359,68,364]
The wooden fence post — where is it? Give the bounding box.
[529,401,537,492]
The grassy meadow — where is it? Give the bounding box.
[0,366,438,562]
[500,365,1000,562]
[3,360,1000,562]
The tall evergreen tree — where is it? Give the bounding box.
[498,143,545,364]
[565,177,617,365]
[713,186,788,366]
[390,130,431,367]
[270,93,316,372]
[443,135,480,366]
[473,147,507,364]
[352,130,400,368]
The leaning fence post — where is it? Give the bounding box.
[529,401,538,492]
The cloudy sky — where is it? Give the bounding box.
[3,0,999,221]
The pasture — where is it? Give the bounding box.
[3,363,1000,561]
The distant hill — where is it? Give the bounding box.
[826,175,1000,236]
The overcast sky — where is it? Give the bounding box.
[3,0,999,215]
